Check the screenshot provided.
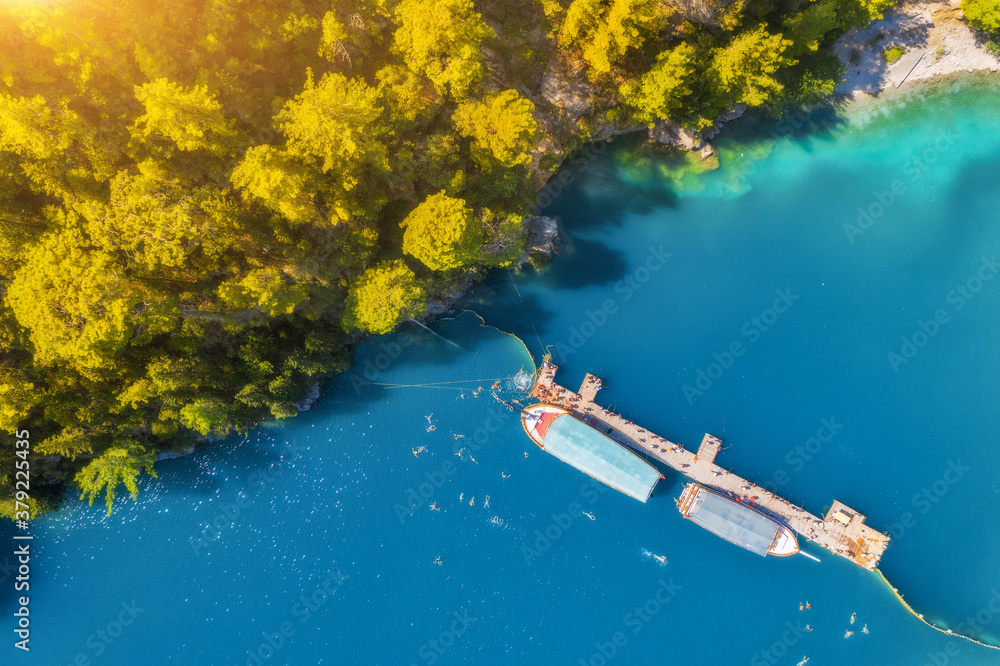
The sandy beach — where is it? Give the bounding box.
[834,0,1000,95]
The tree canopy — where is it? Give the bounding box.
[0,0,888,518]
[620,43,699,124]
[711,27,797,108]
[77,444,157,515]
[343,260,428,334]
[453,90,540,167]
[131,78,235,154]
[402,192,483,271]
[393,0,495,99]
[560,0,664,75]
[962,0,1000,31]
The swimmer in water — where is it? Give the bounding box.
[583,512,595,520]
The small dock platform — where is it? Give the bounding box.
[530,363,890,570]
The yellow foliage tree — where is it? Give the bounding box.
[401,192,483,271]
[131,78,235,153]
[393,0,495,99]
[453,90,540,167]
[343,260,428,334]
[76,443,157,515]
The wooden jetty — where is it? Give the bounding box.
[530,362,890,570]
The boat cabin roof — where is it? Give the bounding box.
[686,488,781,556]
[543,414,661,502]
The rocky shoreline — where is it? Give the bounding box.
[638,0,998,155]
[156,1,995,464]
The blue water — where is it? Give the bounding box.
[5,75,1000,665]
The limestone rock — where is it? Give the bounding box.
[666,0,738,26]
[523,215,559,256]
[649,121,703,150]
[703,104,748,140]
[295,382,321,412]
[541,69,592,119]
[156,445,197,461]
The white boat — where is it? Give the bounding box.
[521,404,661,502]
[676,483,800,557]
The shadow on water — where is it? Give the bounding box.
[540,135,681,231]
[540,235,629,291]
[318,311,536,417]
[541,104,852,226]
[462,278,554,357]
[722,101,848,148]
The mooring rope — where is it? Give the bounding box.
[372,377,511,388]
[507,271,545,354]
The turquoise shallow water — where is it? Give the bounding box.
[5,74,1000,665]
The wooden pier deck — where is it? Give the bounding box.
[530,363,890,570]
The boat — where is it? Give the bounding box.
[521,404,662,502]
[676,483,799,557]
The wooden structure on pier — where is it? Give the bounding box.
[528,362,890,570]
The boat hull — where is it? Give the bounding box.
[521,404,661,503]
[677,483,800,557]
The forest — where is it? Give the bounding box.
[0,0,896,517]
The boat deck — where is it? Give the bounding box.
[529,363,890,570]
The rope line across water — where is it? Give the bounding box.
[877,569,1000,651]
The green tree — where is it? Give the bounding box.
[342,260,428,334]
[180,398,236,437]
[275,72,390,223]
[231,145,319,223]
[402,192,483,270]
[393,0,495,99]
[838,0,898,27]
[620,42,698,123]
[131,78,235,153]
[0,94,80,160]
[76,443,157,515]
[560,0,663,75]
[0,369,39,434]
[218,268,309,318]
[82,160,238,271]
[711,27,796,107]
[7,227,141,371]
[962,0,1000,30]
[783,0,840,57]
[453,90,540,167]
